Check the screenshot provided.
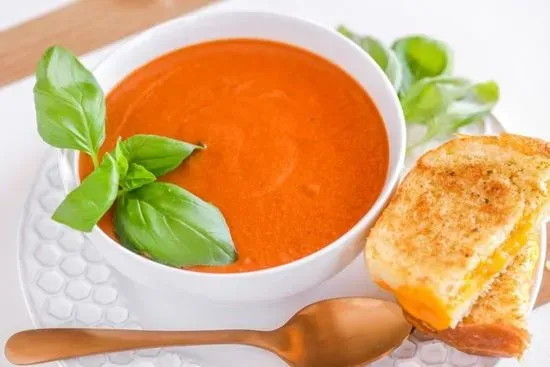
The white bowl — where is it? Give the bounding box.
[58,11,406,302]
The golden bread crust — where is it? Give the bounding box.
[371,154,523,271]
[406,313,530,358]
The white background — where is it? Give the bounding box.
[1,0,550,366]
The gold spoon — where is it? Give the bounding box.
[5,297,412,366]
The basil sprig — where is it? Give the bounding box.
[337,27,499,150]
[34,46,237,267]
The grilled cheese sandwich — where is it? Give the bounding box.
[405,229,540,357]
[365,134,550,331]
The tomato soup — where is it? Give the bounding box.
[80,39,389,273]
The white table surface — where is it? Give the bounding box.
[1,1,549,366]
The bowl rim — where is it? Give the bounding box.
[59,9,407,279]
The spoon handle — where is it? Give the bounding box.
[5,328,266,365]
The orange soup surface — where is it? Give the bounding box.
[80,39,389,273]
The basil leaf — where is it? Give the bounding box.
[114,140,128,177]
[52,153,119,232]
[115,182,236,267]
[337,25,358,41]
[338,26,401,90]
[442,81,499,130]
[114,139,157,191]
[34,46,105,165]
[121,135,204,177]
[392,36,452,96]
[401,77,471,123]
[415,103,493,148]
[36,46,100,87]
[405,79,499,148]
[120,163,156,192]
[473,81,499,103]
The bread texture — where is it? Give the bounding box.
[365,134,550,330]
[405,229,539,357]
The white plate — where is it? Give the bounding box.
[495,303,550,367]
[17,114,546,367]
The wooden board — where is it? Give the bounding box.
[0,0,217,87]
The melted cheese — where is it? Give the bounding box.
[383,212,534,330]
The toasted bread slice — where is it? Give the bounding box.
[365,134,550,330]
[405,229,539,357]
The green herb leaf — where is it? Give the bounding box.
[392,36,452,96]
[115,138,157,192]
[120,163,156,192]
[36,46,100,87]
[404,78,499,148]
[121,135,204,177]
[337,26,401,90]
[473,81,499,103]
[34,46,105,165]
[52,153,119,232]
[115,182,236,267]
[114,140,129,177]
[441,80,499,130]
[336,25,357,41]
[401,77,471,123]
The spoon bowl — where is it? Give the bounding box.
[273,297,413,366]
[5,297,412,366]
